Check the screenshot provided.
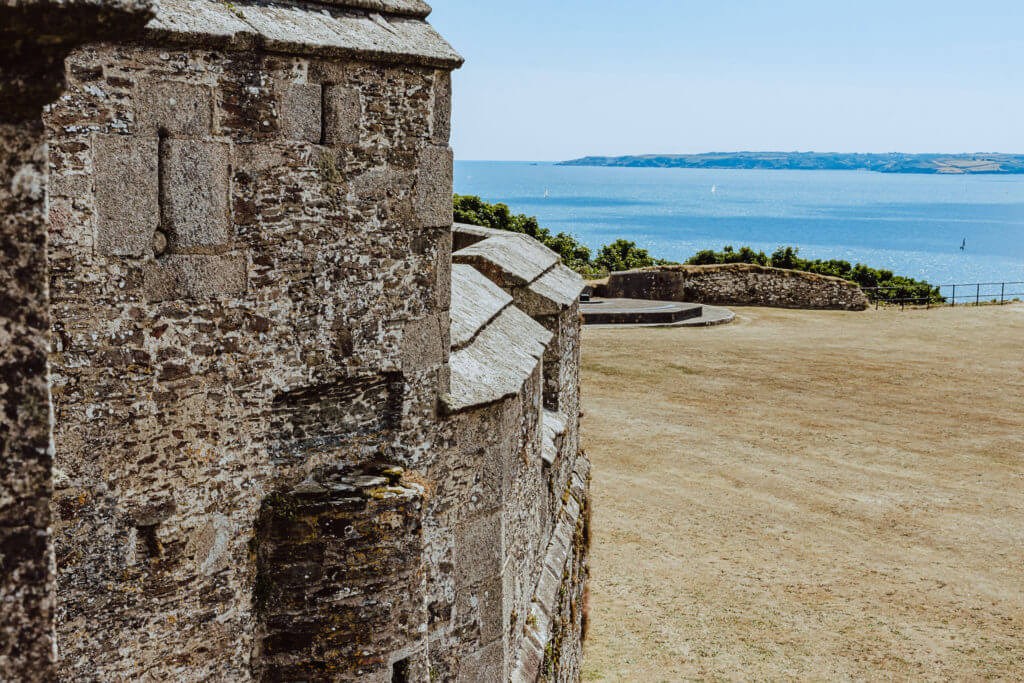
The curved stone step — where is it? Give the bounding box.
[581,298,704,325]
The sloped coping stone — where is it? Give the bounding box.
[541,409,567,467]
[450,264,512,350]
[447,306,551,412]
[147,0,463,69]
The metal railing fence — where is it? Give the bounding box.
[863,282,1024,310]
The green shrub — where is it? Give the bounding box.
[593,239,656,272]
[687,245,943,303]
[455,194,594,271]
[455,194,668,276]
[453,196,943,302]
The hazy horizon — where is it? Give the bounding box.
[429,0,1024,162]
[457,151,1024,163]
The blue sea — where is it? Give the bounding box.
[454,161,1024,287]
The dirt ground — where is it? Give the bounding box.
[580,304,1024,681]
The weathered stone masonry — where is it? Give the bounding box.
[2,0,589,680]
[446,224,587,683]
[1,0,155,676]
[0,119,54,678]
[602,263,870,311]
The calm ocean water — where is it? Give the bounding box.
[454,161,1024,286]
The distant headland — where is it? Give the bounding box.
[559,152,1024,174]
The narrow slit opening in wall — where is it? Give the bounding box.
[156,127,169,252]
[391,657,411,683]
[319,84,329,145]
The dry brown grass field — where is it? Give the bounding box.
[581,304,1024,681]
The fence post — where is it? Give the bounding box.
[951,284,956,307]
[976,283,980,306]
[1001,282,1005,305]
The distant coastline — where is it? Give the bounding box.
[559,152,1024,175]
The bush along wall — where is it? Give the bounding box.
[454,195,666,276]
[454,196,943,303]
[687,246,944,303]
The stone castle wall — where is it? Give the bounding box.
[603,263,869,311]
[1,1,590,679]
[46,42,455,680]
[0,115,57,680]
[1,1,155,676]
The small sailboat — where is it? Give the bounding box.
[711,184,717,195]
[543,188,550,199]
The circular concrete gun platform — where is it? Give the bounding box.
[582,298,735,327]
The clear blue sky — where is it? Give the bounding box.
[428,0,1024,161]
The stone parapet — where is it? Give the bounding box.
[447,225,589,680]
[603,263,870,311]
[452,223,586,414]
[512,456,591,683]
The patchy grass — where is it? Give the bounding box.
[582,304,1024,680]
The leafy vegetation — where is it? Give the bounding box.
[453,195,943,302]
[454,194,593,270]
[593,239,660,273]
[455,195,665,276]
[687,246,943,303]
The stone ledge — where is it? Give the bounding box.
[451,222,499,250]
[453,228,558,288]
[447,305,551,412]
[452,224,586,316]
[521,263,586,316]
[146,0,463,69]
[450,264,512,350]
[312,0,432,19]
[541,409,567,467]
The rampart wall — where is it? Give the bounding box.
[601,264,869,310]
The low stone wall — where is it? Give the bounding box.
[601,264,869,311]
